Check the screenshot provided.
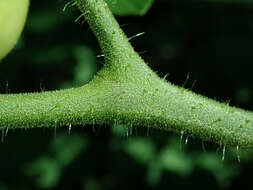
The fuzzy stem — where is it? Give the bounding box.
[75,0,137,66]
[1,0,253,150]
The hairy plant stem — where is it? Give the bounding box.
[1,0,253,150]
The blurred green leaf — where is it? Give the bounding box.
[25,157,61,188]
[125,137,156,164]
[146,139,193,185]
[24,134,87,189]
[105,0,154,16]
[111,125,127,136]
[146,160,164,185]
[160,143,193,176]
[73,46,97,86]
[51,134,87,166]
[59,46,98,89]
[197,153,239,187]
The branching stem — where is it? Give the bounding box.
[1,0,253,150]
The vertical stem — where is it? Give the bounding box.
[75,0,141,69]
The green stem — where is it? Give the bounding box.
[76,0,136,65]
[1,0,253,150]
[75,0,154,82]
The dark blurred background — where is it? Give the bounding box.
[1,0,253,189]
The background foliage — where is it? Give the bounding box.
[1,0,253,189]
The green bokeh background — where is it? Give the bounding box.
[1,0,253,189]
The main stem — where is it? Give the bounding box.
[1,0,253,150]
